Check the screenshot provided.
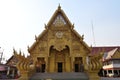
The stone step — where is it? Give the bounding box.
[30,72,89,80]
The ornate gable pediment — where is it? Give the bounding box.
[47,5,72,29]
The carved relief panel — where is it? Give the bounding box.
[35,40,48,55]
[53,13,66,27]
[48,30,55,39]
[71,32,79,42]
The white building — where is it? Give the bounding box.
[102,48,120,78]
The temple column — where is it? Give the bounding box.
[64,60,65,72]
[71,57,74,72]
[64,54,66,72]
[83,55,88,71]
[45,57,48,72]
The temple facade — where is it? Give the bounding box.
[10,5,111,80]
[28,5,90,73]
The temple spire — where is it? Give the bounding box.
[58,3,61,10]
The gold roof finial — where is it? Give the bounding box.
[13,48,17,55]
[58,3,61,10]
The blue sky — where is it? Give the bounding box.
[0,0,120,62]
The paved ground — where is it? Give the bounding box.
[30,72,89,80]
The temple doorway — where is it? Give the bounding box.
[49,45,70,72]
[74,57,84,72]
[75,64,79,72]
[58,62,63,72]
[36,57,46,73]
[41,64,46,72]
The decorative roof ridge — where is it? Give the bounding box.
[28,29,48,53]
[71,28,91,52]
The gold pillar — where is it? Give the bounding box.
[45,57,48,72]
[63,62,65,72]
[71,57,74,72]
[83,56,87,71]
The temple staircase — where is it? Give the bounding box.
[30,72,89,80]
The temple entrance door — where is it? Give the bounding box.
[75,64,79,72]
[74,57,84,72]
[36,57,46,73]
[58,62,63,72]
[41,64,45,72]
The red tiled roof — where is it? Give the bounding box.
[91,46,120,55]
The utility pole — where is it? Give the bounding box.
[91,21,96,46]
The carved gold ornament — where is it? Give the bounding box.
[55,31,63,38]
[53,14,66,26]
